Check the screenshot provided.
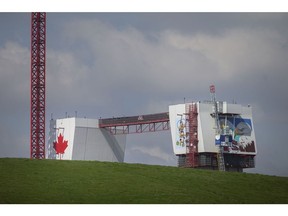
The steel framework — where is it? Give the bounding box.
[30,12,46,159]
[103,121,170,135]
[185,103,198,168]
[210,85,225,171]
[99,112,170,135]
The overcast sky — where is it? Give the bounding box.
[0,12,288,177]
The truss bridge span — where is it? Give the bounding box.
[98,112,170,135]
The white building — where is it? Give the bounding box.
[169,101,257,171]
[47,101,256,172]
[47,117,126,162]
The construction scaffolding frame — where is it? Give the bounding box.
[185,103,198,168]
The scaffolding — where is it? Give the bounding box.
[185,103,198,168]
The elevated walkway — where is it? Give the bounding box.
[99,112,170,134]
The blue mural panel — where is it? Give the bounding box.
[218,116,255,153]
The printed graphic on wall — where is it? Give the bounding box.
[219,117,256,153]
[169,104,186,155]
[53,133,68,159]
[175,115,186,148]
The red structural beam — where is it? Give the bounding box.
[99,112,170,135]
[105,121,170,135]
[30,12,46,159]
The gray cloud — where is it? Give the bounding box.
[0,41,30,158]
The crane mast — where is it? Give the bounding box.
[30,12,46,159]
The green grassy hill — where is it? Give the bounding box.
[0,158,287,204]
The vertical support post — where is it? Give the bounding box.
[210,85,225,171]
[31,12,46,159]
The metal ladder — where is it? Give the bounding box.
[185,103,198,168]
[217,146,225,171]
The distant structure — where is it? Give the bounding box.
[48,87,256,172]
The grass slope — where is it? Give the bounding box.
[0,158,287,204]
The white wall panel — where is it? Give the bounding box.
[47,117,126,162]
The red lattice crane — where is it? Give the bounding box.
[30,12,46,159]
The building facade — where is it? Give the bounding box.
[169,101,257,172]
[47,117,126,162]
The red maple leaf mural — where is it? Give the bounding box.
[53,133,68,154]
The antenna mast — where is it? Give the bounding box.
[210,85,225,171]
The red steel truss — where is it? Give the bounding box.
[99,112,170,135]
[30,12,46,159]
[185,103,198,167]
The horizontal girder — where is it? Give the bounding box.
[99,112,170,135]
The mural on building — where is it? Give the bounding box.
[219,117,256,153]
[175,116,186,148]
